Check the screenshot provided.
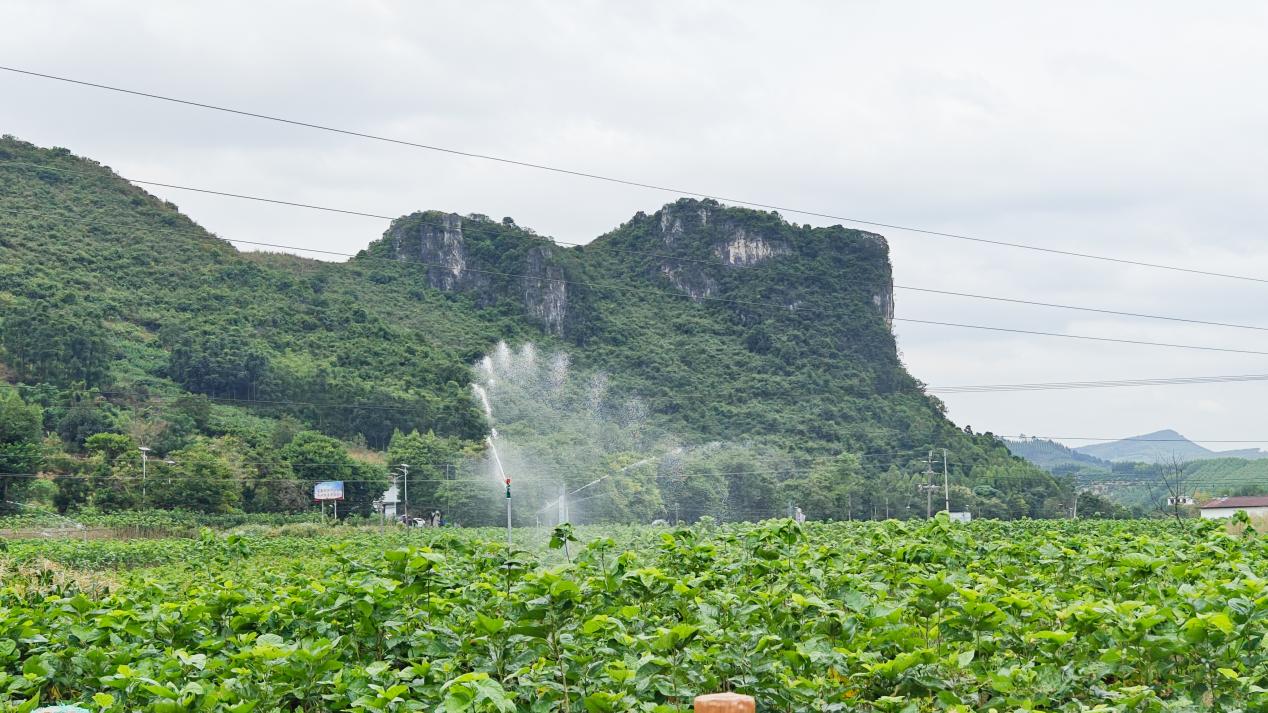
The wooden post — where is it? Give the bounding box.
[694,692,755,712]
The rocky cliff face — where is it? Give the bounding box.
[383,212,487,296]
[365,198,896,339]
[521,246,568,335]
[371,211,569,334]
[633,200,894,326]
[646,202,792,302]
[872,289,895,326]
[653,202,791,266]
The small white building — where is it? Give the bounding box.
[1199,496,1268,519]
[948,511,972,523]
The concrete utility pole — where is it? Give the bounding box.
[139,447,151,501]
[445,463,453,521]
[943,448,950,514]
[1072,489,1079,519]
[924,450,935,518]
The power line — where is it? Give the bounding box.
[1,387,974,468]
[3,64,1265,285]
[0,160,395,221]
[0,447,964,483]
[0,462,929,484]
[8,159,1268,336]
[896,318,1268,356]
[4,385,951,457]
[1019,436,1268,444]
[9,384,465,415]
[928,373,1268,394]
[895,286,1268,334]
[7,215,1268,358]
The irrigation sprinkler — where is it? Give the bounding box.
[499,484,513,547]
[4,501,88,540]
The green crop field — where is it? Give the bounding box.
[3,517,1265,712]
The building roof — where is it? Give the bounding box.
[1200,495,1268,509]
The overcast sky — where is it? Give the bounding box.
[4,1,1268,450]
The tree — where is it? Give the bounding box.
[57,397,118,451]
[240,452,308,513]
[785,453,865,521]
[0,389,44,511]
[282,431,353,483]
[280,431,386,518]
[344,460,390,518]
[0,300,111,388]
[54,474,92,513]
[83,432,137,462]
[163,324,271,399]
[152,441,240,513]
[715,448,780,521]
[1157,455,1194,523]
[83,432,143,511]
[387,429,462,515]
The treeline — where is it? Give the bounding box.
[2,385,1128,523]
[0,386,476,518]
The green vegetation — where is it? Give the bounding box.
[1004,438,1112,476]
[4,518,1268,710]
[0,135,1067,522]
[1009,438,1268,512]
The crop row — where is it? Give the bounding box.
[2,518,1266,711]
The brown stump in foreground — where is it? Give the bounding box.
[694,692,756,712]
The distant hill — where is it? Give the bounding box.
[1074,430,1268,464]
[1004,438,1111,474]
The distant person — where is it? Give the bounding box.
[431,511,441,528]
[794,507,806,524]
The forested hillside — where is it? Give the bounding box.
[0,135,1088,522]
[1004,438,1112,475]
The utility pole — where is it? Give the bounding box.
[445,463,453,523]
[923,450,935,518]
[559,484,567,525]
[139,447,151,502]
[942,448,950,514]
[1072,489,1079,519]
